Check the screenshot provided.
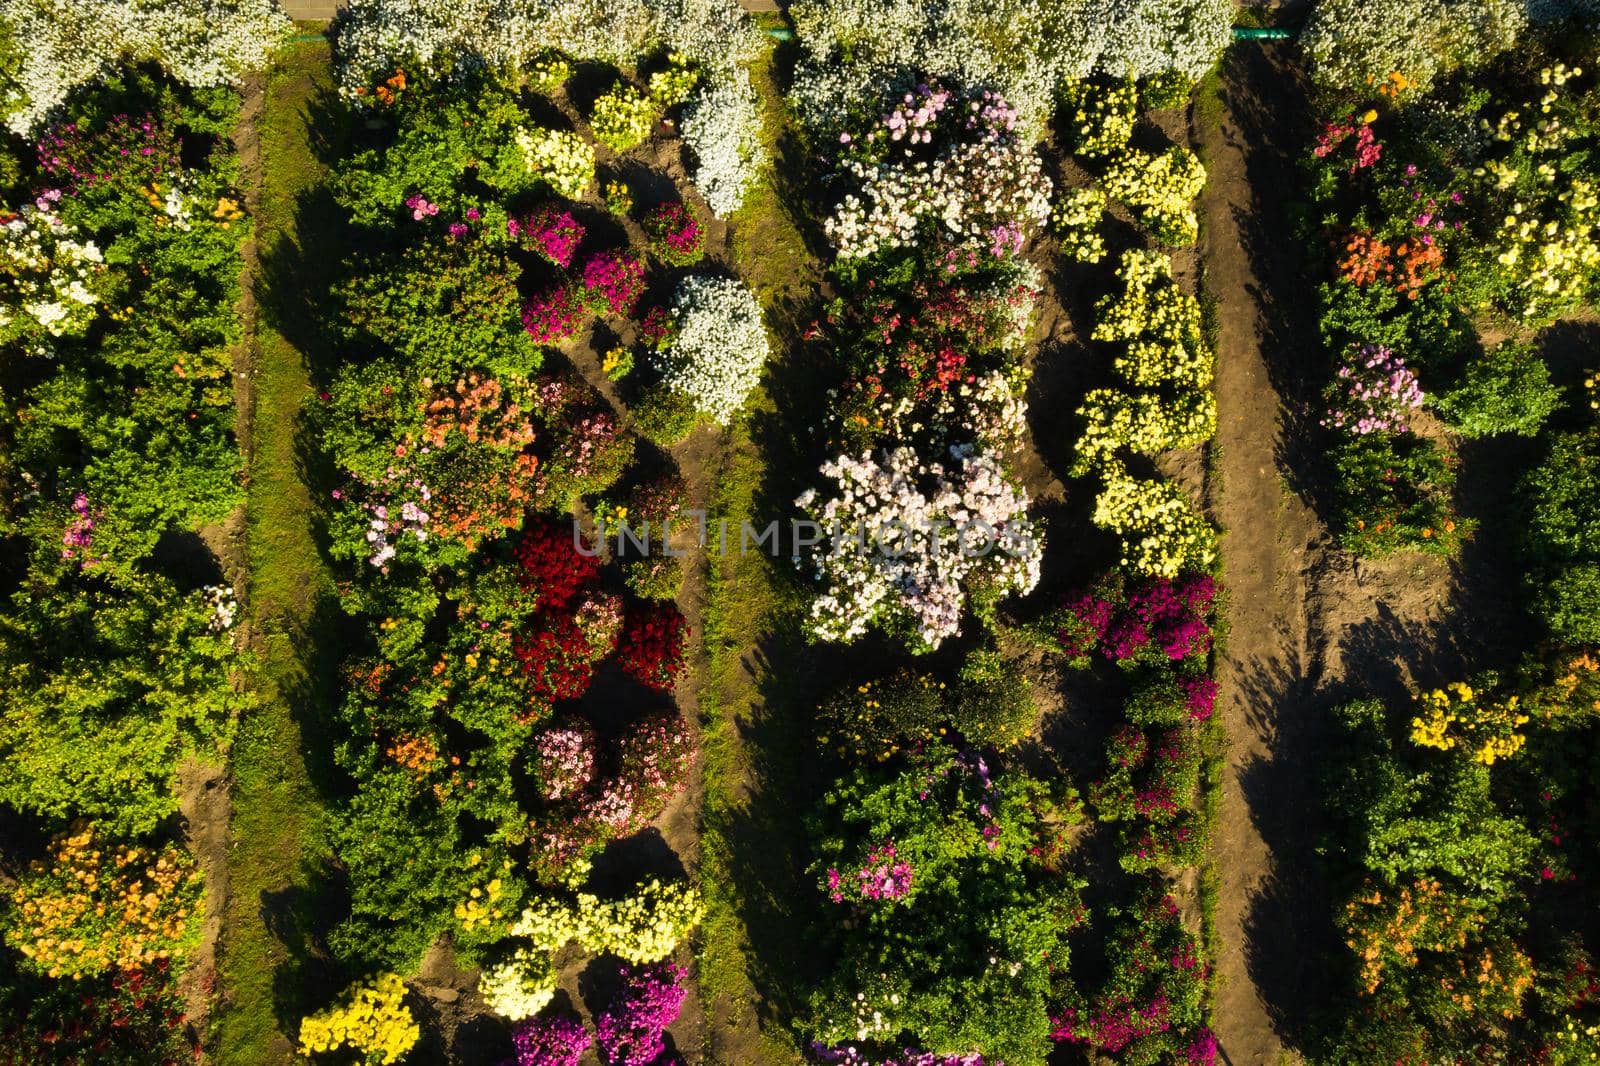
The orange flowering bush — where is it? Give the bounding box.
[4,823,201,980]
[1340,877,1484,994]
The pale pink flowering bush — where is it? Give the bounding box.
[531,725,597,801]
[1322,343,1424,435]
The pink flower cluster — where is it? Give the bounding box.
[404,194,440,220]
[1313,116,1382,173]
[60,492,96,567]
[579,251,646,316]
[1051,993,1173,1054]
[523,284,589,343]
[507,1012,592,1066]
[511,206,586,267]
[531,725,596,800]
[1322,343,1423,435]
[595,962,687,1066]
[1060,573,1215,666]
[827,840,914,904]
[1178,676,1217,722]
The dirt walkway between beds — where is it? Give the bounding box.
[1196,43,1512,1063]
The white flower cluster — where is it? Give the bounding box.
[681,71,766,216]
[0,203,106,350]
[824,139,1052,260]
[787,0,1230,138]
[334,0,760,90]
[0,0,291,135]
[654,274,770,424]
[795,444,1042,650]
[200,584,240,634]
[478,948,557,1021]
[1301,0,1526,95]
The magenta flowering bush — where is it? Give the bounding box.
[1051,892,1207,1061]
[579,250,647,316]
[1089,722,1207,874]
[511,206,586,267]
[1055,571,1215,668]
[595,962,687,1066]
[523,284,590,343]
[825,840,913,904]
[1322,343,1424,435]
[60,492,98,568]
[642,201,705,266]
[509,1010,593,1066]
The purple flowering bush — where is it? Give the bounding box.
[1322,344,1424,435]
[1055,571,1216,669]
[508,1010,593,1066]
[805,741,1085,1063]
[595,962,688,1066]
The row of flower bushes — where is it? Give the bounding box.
[0,56,265,1065]
[293,4,785,1058]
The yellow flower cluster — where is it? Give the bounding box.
[1073,388,1215,473]
[5,823,200,980]
[1051,186,1108,263]
[1093,463,1217,578]
[576,878,705,964]
[528,54,573,96]
[298,973,419,1065]
[509,894,582,949]
[1060,79,1137,158]
[1409,681,1530,765]
[648,55,699,109]
[589,82,658,152]
[453,853,514,932]
[1101,147,1206,247]
[515,126,595,200]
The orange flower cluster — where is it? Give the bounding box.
[1342,877,1481,994]
[1337,232,1445,298]
[1438,943,1535,1020]
[386,732,442,778]
[427,451,541,550]
[419,373,538,451]
[5,824,200,980]
[354,68,408,106]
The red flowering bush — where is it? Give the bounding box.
[579,250,647,316]
[0,959,197,1066]
[515,614,596,705]
[524,284,590,343]
[615,604,686,691]
[510,205,586,267]
[514,519,600,609]
[642,201,705,266]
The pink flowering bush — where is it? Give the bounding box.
[508,1010,593,1066]
[1314,115,1382,174]
[1089,723,1207,874]
[511,206,586,267]
[1055,571,1215,668]
[531,724,598,800]
[1322,344,1424,436]
[523,284,590,343]
[642,201,704,266]
[825,840,913,904]
[579,250,647,316]
[1052,892,1207,1061]
[595,962,687,1066]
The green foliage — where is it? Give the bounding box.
[1330,433,1468,556]
[951,648,1042,749]
[623,555,683,601]
[1434,342,1560,438]
[805,742,1085,1066]
[1520,431,1600,642]
[631,383,699,446]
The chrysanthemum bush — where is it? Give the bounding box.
[1092,464,1218,578]
[596,961,689,1066]
[516,126,595,200]
[588,80,658,151]
[3,823,201,980]
[795,444,1042,651]
[298,972,420,1066]
[649,273,769,425]
[681,70,766,215]
[1322,343,1424,435]
[0,203,108,351]
[1051,185,1108,262]
[1100,145,1206,246]
[479,947,558,1021]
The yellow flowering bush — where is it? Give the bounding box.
[1072,388,1216,474]
[1092,250,1205,349]
[648,55,699,109]
[589,82,657,152]
[5,822,200,980]
[1101,146,1206,247]
[298,972,419,1065]
[509,894,581,949]
[452,853,517,935]
[576,877,705,964]
[528,54,572,96]
[478,947,557,1021]
[1092,465,1217,578]
[1409,681,1530,765]
[515,126,594,200]
[1050,186,1107,263]
[1059,79,1137,158]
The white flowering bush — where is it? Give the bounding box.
[0,203,108,351]
[1301,0,1526,95]
[653,274,769,425]
[515,126,595,200]
[334,0,760,91]
[681,70,765,216]
[479,948,558,1021]
[1093,464,1217,577]
[1052,186,1109,263]
[1096,0,1232,81]
[0,0,291,134]
[795,444,1041,651]
[1101,146,1206,247]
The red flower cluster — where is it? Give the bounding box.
[514,518,600,609]
[615,604,687,692]
[514,614,595,705]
